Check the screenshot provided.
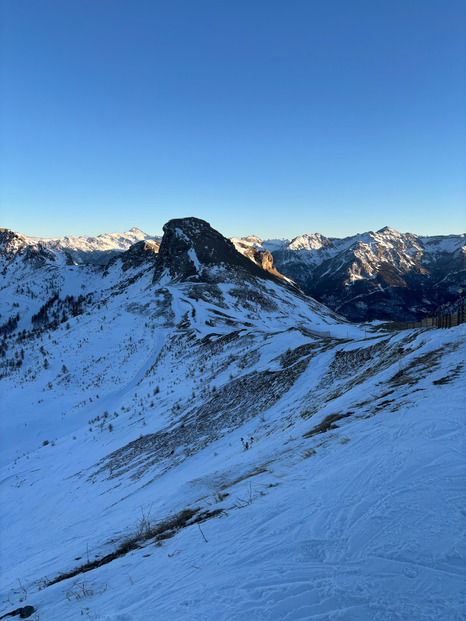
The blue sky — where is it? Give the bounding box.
[1,0,465,239]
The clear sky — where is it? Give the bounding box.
[1,0,465,240]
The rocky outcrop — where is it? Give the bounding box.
[109,240,160,272]
[231,238,289,281]
[0,228,57,267]
[0,229,27,255]
[153,217,283,285]
[0,604,35,619]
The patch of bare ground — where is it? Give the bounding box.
[90,354,311,482]
[432,362,464,385]
[388,349,443,387]
[303,411,354,438]
[220,467,269,489]
[46,507,223,588]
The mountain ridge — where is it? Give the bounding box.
[233,227,465,321]
[2,223,464,321]
[18,227,162,265]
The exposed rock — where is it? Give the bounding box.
[0,229,28,255]
[0,229,57,267]
[230,239,289,280]
[109,239,160,272]
[153,217,282,285]
[0,605,35,620]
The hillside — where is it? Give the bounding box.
[0,218,465,620]
[3,223,464,322]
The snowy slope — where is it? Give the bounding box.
[0,218,465,620]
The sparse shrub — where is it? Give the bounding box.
[65,580,107,601]
[233,483,253,508]
[241,436,254,451]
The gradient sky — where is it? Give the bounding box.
[1,0,465,240]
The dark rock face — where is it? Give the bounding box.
[109,240,160,272]
[65,251,75,266]
[153,218,279,284]
[23,244,57,267]
[0,605,36,619]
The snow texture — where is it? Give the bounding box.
[0,219,465,621]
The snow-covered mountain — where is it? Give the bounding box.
[22,227,161,265]
[0,217,464,620]
[233,227,466,321]
[4,223,464,322]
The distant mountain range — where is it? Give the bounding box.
[1,224,464,321]
[233,227,466,321]
[18,227,161,265]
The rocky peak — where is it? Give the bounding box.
[109,239,160,272]
[0,229,27,255]
[287,233,331,252]
[153,217,281,284]
[0,228,57,266]
[376,226,400,236]
[241,235,263,247]
[253,249,290,280]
